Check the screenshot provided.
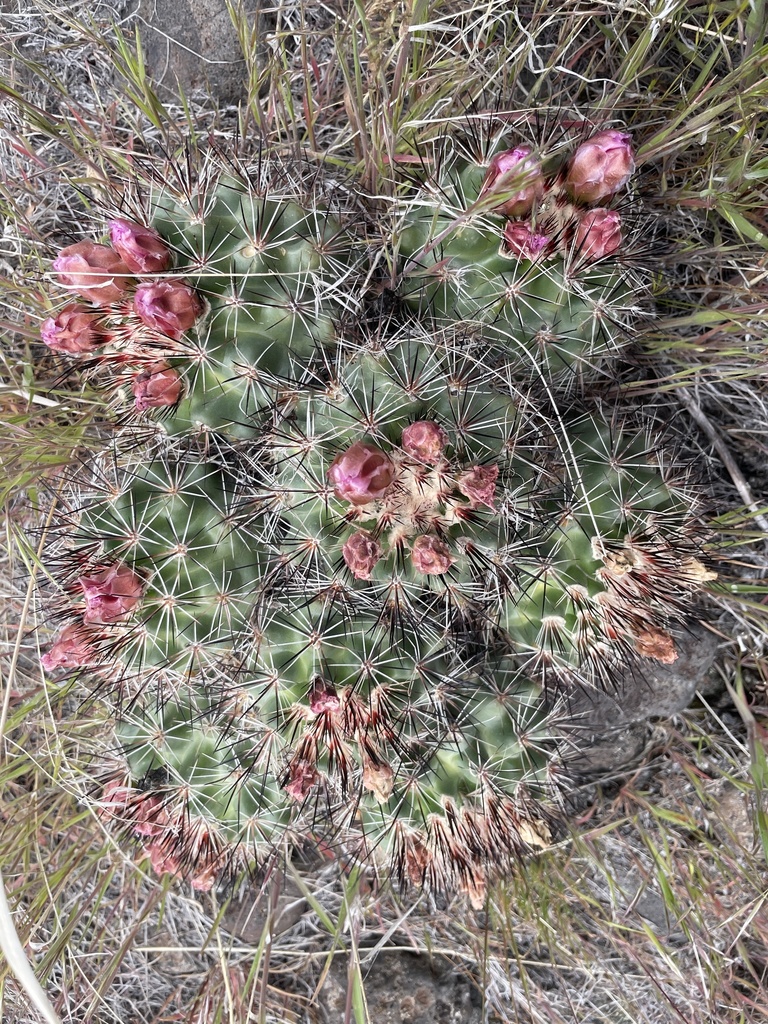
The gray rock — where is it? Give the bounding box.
[318,952,483,1024]
[562,624,721,774]
[219,877,308,941]
[124,0,268,105]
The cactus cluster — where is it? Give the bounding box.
[38,128,714,902]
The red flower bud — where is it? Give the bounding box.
[79,563,144,624]
[328,441,395,505]
[411,534,454,575]
[133,280,203,340]
[457,464,498,510]
[109,218,172,274]
[342,530,383,579]
[566,130,635,204]
[41,623,97,671]
[52,241,133,304]
[480,146,544,217]
[132,362,183,411]
[40,304,103,354]
[401,420,448,464]
[574,208,622,262]
[503,222,551,260]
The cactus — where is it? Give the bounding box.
[394,130,641,385]
[33,123,717,900]
[41,316,713,899]
[42,155,368,440]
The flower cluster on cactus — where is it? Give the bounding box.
[397,128,639,383]
[43,222,204,417]
[42,159,368,439]
[36,129,715,904]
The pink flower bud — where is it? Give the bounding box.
[146,841,182,878]
[574,208,622,262]
[97,780,132,820]
[41,623,97,671]
[308,678,341,714]
[411,534,454,575]
[503,222,551,260]
[284,759,319,802]
[133,280,203,340]
[401,420,448,464]
[328,441,395,505]
[566,130,635,204]
[40,304,103,354]
[457,464,498,510]
[132,362,183,411]
[108,218,171,274]
[132,795,169,838]
[342,530,383,579]
[79,563,144,624]
[480,146,544,217]
[52,241,133,304]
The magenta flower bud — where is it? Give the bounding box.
[503,222,551,260]
[40,304,103,354]
[480,146,544,217]
[133,280,203,340]
[401,420,448,464]
[566,130,635,204]
[457,464,499,510]
[79,563,144,624]
[109,218,172,274]
[328,441,395,505]
[41,623,97,671]
[574,208,622,262]
[132,362,183,411]
[342,530,383,579]
[52,241,133,304]
[411,534,454,576]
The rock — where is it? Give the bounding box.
[219,877,308,942]
[562,624,721,774]
[317,952,483,1024]
[124,0,268,105]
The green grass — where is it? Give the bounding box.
[1,0,768,1021]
